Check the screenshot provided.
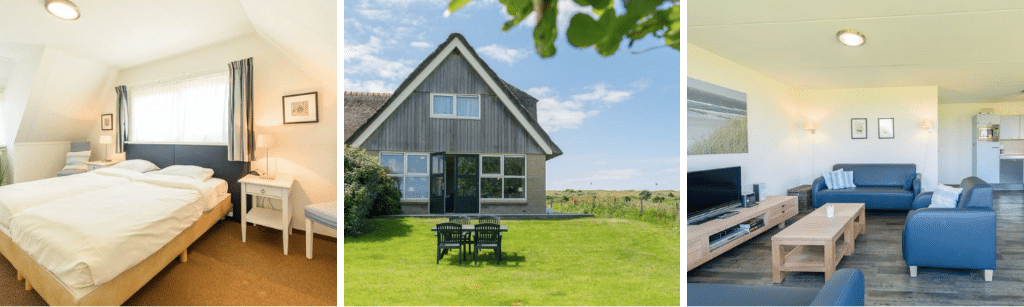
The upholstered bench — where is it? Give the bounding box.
[305,202,336,259]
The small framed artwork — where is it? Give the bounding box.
[282,92,318,124]
[879,118,895,139]
[851,118,867,139]
[101,114,114,131]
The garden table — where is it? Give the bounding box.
[431,224,509,232]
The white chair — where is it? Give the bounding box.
[305,202,337,259]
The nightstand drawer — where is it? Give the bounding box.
[245,185,285,198]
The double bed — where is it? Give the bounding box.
[0,144,247,305]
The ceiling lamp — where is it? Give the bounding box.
[836,30,865,46]
[45,0,80,20]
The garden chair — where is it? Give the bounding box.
[478,215,500,224]
[474,223,502,265]
[436,222,464,264]
[448,216,473,255]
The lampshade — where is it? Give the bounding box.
[803,121,818,133]
[45,0,80,20]
[255,134,276,148]
[921,118,934,130]
[99,135,112,144]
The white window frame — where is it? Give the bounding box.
[479,154,527,200]
[380,152,430,200]
[430,93,481,120]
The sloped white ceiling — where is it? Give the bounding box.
[689,0,1024,103]
[15,47,116,142]
[239,0,337,87]
[0,58,13,92]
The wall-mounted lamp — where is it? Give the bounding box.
[920,118,934,132]
[804,121,818,134]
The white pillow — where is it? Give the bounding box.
[65,150,90,169]
[111,159,160,173]
[823,169,842,189]
[841,171,857,189]
[824,169,857,190]
[154,165,214,181]
[929,184,963,208]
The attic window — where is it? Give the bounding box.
[431,93,480,119]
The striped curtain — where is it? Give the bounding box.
[115,85,129,153]
[227,58,254,162]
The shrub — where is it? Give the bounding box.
[344,146,402,236]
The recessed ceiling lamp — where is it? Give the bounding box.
[836,30,865,46]
[45,0,80,20]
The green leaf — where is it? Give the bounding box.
[566,13,605,47]
[447,0,473,14]
[500,0,533,30]
[533,1,559,57]
[589,0,612,12]
[573,0,591,6]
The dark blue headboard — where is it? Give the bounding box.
[125,144,249,220]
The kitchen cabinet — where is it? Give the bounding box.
[1003,115,1022,140]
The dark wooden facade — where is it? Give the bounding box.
[360,52,545,155]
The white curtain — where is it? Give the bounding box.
[130,73,229,143]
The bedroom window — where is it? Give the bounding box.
[129,72,229,144]
[430,93,480,119]
[381,152,429,200]
[480,155,526,200]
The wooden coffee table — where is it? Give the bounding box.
[771,203,865,283]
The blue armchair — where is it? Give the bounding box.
[902,176,995,281]
[687,268,865,306]
[812,164,921,210]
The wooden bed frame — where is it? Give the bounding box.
[0,195,231,305]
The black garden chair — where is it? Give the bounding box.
[473,223,502,265]
[448,216,472,256]
[478,215,500,224]
[436,222,464,264]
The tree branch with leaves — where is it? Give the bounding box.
[447,0,679,58]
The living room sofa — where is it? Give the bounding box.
[812,164,921,210]
[687,268,865,306]
[902,176,996,281]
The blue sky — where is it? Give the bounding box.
[343,0,681,191]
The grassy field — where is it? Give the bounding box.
[344,218,680,306]
[546,190,680,230]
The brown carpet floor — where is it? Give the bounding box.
[0,220,337,306]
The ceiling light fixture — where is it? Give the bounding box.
[836,30,865,46]
[45,0,80,20]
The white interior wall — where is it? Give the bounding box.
[796,87,939,191]
[937,102,1024,184]
[10,142,70,183]
[91,33,337,237]
[686,44,806,196]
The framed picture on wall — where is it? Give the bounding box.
[282,92,319,124]
[101,114,114,131]
[879,118,895,139]
[851,118,867,139]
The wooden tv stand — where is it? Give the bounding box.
[687,195,798,271]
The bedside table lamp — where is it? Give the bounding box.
[255,134,276,180]
[99,135,112,162]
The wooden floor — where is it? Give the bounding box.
[687,191,1024,306]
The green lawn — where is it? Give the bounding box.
[344,218,680,306]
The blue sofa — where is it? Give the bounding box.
[812,164,921,210]
[902,176,996,281]
[687,268,865,306]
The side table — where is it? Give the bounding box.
[787,184,813,213]
[240,174,296,255]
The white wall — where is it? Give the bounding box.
[91,33,337,237]
[687,44,806,196]
[10,142,70,183]
[937,102,1024,184]
[796,87,939,190]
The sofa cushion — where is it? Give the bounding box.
[929,184,962,208]
[833,164,916,187]
[687,284,820,306]
[817,187,915,210]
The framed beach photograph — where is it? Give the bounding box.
[879,118,895,139]
[851,118,867,139]
[282,92,318,124]
[101,114,113,131]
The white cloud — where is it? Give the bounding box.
[410,41,432,48]
[563,168,642,183]
[344,36,382,61]
[629,78,652,91]
[478,44,529,66]
[344,79,397,93]
[511,0,597,33]
[345,36,416,81]
[529,87,598,132]
[571,83,632,104]
[358,9,393,20]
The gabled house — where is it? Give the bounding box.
[345,33,562,215]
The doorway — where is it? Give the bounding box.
[428,153,479,214]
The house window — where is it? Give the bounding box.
[381,152,429,199]
[431,93,480,119]
[480,155,526,200]
[129,72,229,144]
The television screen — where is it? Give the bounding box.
[687,166,741,218]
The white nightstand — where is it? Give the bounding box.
[86,161,118,170]
[239,174,295,255]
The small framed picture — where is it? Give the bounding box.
[282,92,318,124]
[879,118,895,139]
[851,118,867,139]
[101,114,114,131]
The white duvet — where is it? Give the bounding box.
[8,173,213,289]
[0,168,145,228]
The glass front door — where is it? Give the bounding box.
[453,154,480,213]
[428,152,445,214]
